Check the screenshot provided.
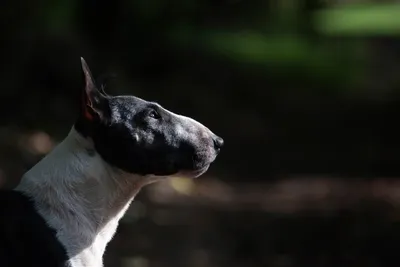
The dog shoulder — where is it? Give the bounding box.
[0,190,69,267]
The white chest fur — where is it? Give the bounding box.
[15,128,160,267]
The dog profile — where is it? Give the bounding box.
[0,58,223,267]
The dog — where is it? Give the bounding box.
[0,58,224,267]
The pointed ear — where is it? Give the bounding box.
[80,57,110,122]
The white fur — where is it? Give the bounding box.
[15,127,162,267]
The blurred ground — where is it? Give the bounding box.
[1,0,400,266]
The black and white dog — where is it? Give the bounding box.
[0,58,223,267]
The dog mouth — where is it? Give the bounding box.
[190,152,216,178]
[178,164,210,179]
[191,165,210,178]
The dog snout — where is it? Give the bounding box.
[213,136,224,150]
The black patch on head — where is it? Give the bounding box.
[75,58,221,176]
[76,96,197,175]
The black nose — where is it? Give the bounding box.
[213,136,224,149]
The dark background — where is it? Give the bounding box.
[1,0,400,266]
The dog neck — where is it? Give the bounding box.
[15,127,160,267]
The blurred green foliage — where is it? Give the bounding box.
[316,3,400,36]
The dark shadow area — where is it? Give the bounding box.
[1,0,400,266]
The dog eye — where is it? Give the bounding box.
[148,110,161,119]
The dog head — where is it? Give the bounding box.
[74,58,223,178]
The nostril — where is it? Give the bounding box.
[213,136,224,149]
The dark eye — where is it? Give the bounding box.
[148,109,161,119]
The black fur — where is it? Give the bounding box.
[0,191,68,267]
[75,95,220,176]
[75,59,223,176]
